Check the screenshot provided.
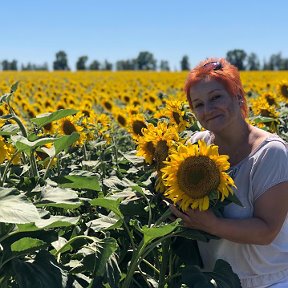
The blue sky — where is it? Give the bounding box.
[1,0,287,70]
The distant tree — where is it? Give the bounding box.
[53,50,70,70]
[226,49,247,70]
[246,53,260,71]
[76,56,88,70]
[180,55,190,71]
[102,60,113,71]
[1,59,18,70]
[160,60,170,71]
[116,59,137,70]
[89,60,101,70]
[1,60,10,70]
[21,62,48,71]
[10,60,18,70]
[267,53,282,70]
[136,51,157,70]
[281,58,288,70]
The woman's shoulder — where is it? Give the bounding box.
[187,130,211,144]
[253,134,288,163]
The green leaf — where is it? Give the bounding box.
[0,188,40,224]
[182,265,214,288]
[30,109,78,128]
[11,250,68,288]
[0,123,19,135]
[54,132,80,155]
[207,259,242,288]
[36,186,81,209]
[11,135,56,156]
[17,215,79,232]
[0,93,11,104]
[90,198,123,217]
[172,238,203,266]
[11,237,46,253]
[249,115,276,123]
[119,151,144,165]
[83,237,118,277]
[57,175,101,191]
[10,81,20,93]
[73,237,120,286]
[87,214,122,232]
[142,221,179,245]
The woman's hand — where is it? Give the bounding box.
[169,204,218,234]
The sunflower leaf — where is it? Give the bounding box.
[57,175,101,191]
[30,109,78,128]
[90,198,123,217]
[142,221,179,245]
[53,132,80,155]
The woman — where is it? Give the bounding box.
[170,58,288,288]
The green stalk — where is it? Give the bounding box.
[158,239,170,288]
[122,240,146,288]
[30,152,39,177]
[10,115,39,177]
[83,143,88,161]
[142,259,160,275]
[154,207,172,226]
[0,151,19,186]
[43,156,56,180]
[10,115,28,138]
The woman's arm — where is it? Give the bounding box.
[170,181,288,245]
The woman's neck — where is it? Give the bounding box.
[211,119,251,148]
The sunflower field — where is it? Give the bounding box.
[0,70,288,288]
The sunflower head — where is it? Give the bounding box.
[161,140,235,211]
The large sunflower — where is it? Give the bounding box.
[161,140,235,211]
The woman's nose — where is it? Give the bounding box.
[204,102,214,114]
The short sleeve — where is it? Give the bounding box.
[187,130,211,144]
[252,140,288,200]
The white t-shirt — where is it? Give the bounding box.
[189,131,288,288]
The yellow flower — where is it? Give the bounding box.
[278,80,288,100]
[126,114,148,140]
[136,122,179,168]
[154,100,190,132]
[161,140,236,211]
[56,115,86,146]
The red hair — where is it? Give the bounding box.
[184,57,248,118]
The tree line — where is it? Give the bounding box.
[1,49,288,71]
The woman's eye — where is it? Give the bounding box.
[212,95,221,101]
[194,103,203,109]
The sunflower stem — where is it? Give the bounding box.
[154,207,172,226]
[83,143,88,161]
[43,156,56,180]
[158,238,170,288]
[122,240,146,288]
[0,151,19,186]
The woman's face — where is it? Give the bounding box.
[189,79,242,133]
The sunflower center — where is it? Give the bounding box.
[155,140,169,171]
[132,120,147,136]
[44,123,52,131]
[117,115,126,127]
[280,85,288,98]
[104,101,112,110]
[145,141,155,157]
[63,120,77,135]
[260,108,272,117]
[265,95,276,106]
[177,155,220,199]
